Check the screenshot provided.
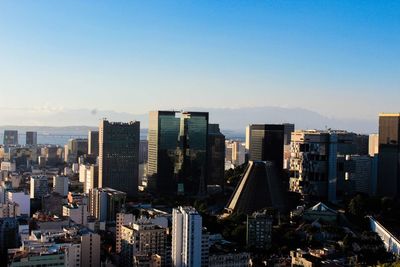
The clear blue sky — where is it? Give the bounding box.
[0,1,399,121]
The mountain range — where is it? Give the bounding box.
[0,106,378,136]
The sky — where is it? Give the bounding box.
[0,1,399,124]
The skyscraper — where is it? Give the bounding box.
[147,111,181,194]
[207,124,225,188]
[147,111,209,195]
[175,112,209,195]
[172,206,203,267]
[99,120,140,197]
[26,131,37,146]
[248,124,285,171]
[88,130,99,157]
[377,113,400,198]
[3,130,18,146]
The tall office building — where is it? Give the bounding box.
[147,111,209,195]
[148,111,181,193]
[88,130,99,156]
[377,113,400,198]
[248,124,285,171]
[172,206,203,267]
[175,112,209,195]
[207,124,225,187]
[26,131,37,146]
[99,120,140,197]
[3,130,18,146]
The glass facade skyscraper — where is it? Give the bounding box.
[148,111,181,194]
[148,111,209,195]
[175,112,208,195]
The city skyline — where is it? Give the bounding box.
[0,1,399,123]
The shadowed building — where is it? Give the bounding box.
[175,112,209,195]
[207,124,225,188]
[147,111,209,195]
[99,120,140,197]
[88,130,99,157]
[147,111,181,194]
[225,161,286,215]
[26,131,37,146]
[248,125,285,171]
[377,113,400,198]
[3,130,18,146]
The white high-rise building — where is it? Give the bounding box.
[53,175,69,196]
[231,141,245,166]
[172,206,203,267]
[245,125,251,151]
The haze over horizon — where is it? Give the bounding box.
[0,106,379,134]
[1,1,399,129]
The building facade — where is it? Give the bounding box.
[88,130,99,157]
[99,120,140,197]
[25,131,37,146]
[3,130,18,146]
[207,124,225,188]
[147,111,209,195]
[377,113,400,198]
[172,206,203,267]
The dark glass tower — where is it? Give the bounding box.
[147,111,181,193]
[3,130,18,146]
[175,112,209,195]
[248,124,285,171]
[377,113,400,198]
[147,111,209,195]
[207,124,225,188]
[26,131,37,146]
[99,120,140,197]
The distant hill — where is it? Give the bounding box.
[0,106,377,135]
